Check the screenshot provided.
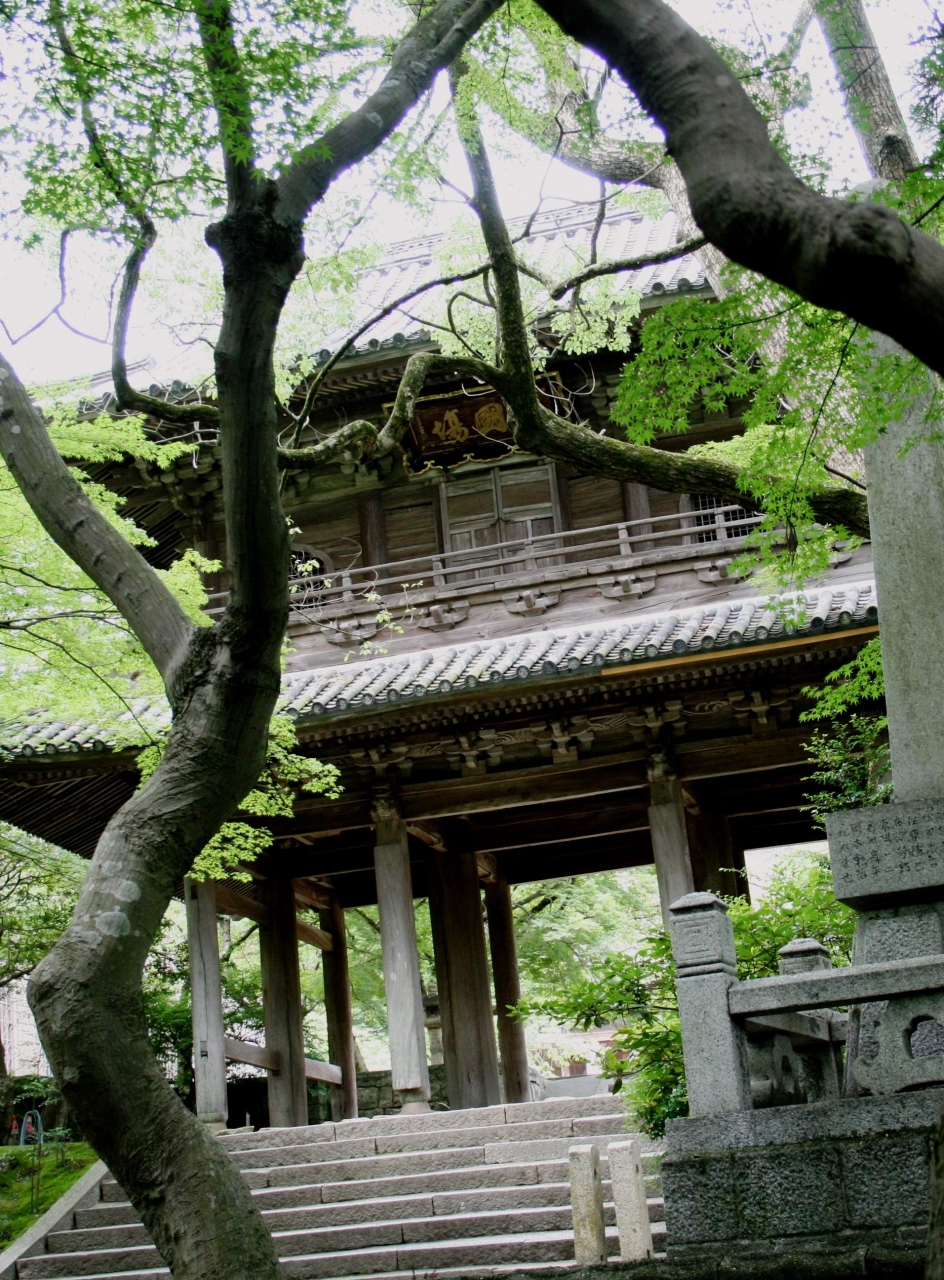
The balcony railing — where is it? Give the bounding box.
[206,503,762,621]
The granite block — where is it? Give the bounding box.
[661,1153,737,1245]
[733,1143,844,1239]
[840,1132,931,1228]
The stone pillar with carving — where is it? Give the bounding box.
[372,791,430,1112]
[669,892,751,1116]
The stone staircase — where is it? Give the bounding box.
[15,1095,665,1280]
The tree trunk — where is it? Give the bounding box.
[26,202,298,1280]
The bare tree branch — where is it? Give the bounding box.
[276,0,506,223]
[534,0,944,380]
[0,355,194,686]
[448,64,872,539]
[548,234,707,299]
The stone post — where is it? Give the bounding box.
[428,836,501,1110]
[864,368,944,802]
[483,868,531,1104]
[648,770,695,928]
[373,800,430,1112]
[669,892,751,1116]
[184,877,228,1127]
[319,893,358,1120]
[568,1144,608,1265]
[259,876,309,1128]
[608,1139,653,1262]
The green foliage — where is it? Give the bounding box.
[517,854,854,1137]
[803,716,892,827]
[138,714,341,883]
[0,403,211,735]
[798,638,890,825]
[0,1143,97,1247]
[801,637,885,721]
[0,826,86,1000]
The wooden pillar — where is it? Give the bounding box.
[185,877,228,1126]
[648,774,695,928]
[429,839,501,1110]
[259,877,308,1128]
[319,895,358,1120]
[484,869,531,1105]
[373,812,430,1110]
[622,482,652,548]
[358,490,387,568]
[687,809,741,898]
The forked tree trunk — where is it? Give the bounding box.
[24,202,299,1280]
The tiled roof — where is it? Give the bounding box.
[281,580,877,720]
[0,583,877,759]
[308,206,707,359]
[0,700,165,761]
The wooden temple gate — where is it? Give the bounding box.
[0,204,879,1126]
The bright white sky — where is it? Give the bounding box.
[0,0,934,386]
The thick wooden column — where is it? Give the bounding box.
[483,869,531,1105]
[358,491,387,568]
[185,877,228,1126]
[429,838,501,1110]
[373,813,430,1110]
[259,877,308,1128]
[687,809,741,898]
[319,895,358,1120]
[648,774,695,928]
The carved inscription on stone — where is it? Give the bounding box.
[826,799,944,904]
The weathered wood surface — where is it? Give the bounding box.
[374,820,430,1099]
[259,878,309,1126]
[429,839,501,1109]
[320,896,358,1117]
[484,869,531,1105]
[186,877,228,1124]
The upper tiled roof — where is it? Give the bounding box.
[281,580,877,720]
[309,205,707,359]
[0,581,877,760]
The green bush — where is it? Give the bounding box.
[516,852,855,1137]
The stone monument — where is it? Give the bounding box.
[661,404,944,1267]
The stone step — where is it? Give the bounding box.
[257,1133,638,1190]
[73,1204,141,1230]
[226,1115,626,1171]
[39,1197,668,1277]
[279,1226,624,1279]
[19,1244,163,1279]
[94,1151,661,1219]
[214,1096,623,1154]
[63,1184,664,1257]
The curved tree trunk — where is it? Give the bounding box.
[23,198,298,1278]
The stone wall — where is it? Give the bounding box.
[356,1065,448,1117]
[662,1089,941,1268]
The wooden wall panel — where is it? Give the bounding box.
[566,475,624,530]
[383,487,440,563]
[296,500,363,571]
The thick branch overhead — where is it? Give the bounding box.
[536,0,944,381]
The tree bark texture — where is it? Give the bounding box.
[0,0,514,1269]
[814,0,918,182]
[536,0,944,381]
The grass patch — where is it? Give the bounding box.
[0,1143,98,1248]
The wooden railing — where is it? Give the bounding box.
[206,504,761,619]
